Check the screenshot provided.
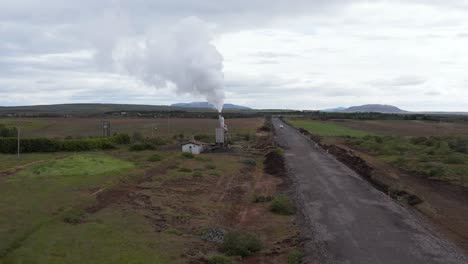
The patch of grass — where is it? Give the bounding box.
[287,249,303,264]
[444,154,465,164]
[206,254,235,264]
[181,152,195,159]
[252,195,272,203]
[205,164,216,170]
[270,194,295,215]
[15,153,134,179]
[220,231,263,257]
[348,135,468,186]
[192,171,203,178]
[290,120,371,137]
[240,158,256,166]
[178,167,192,173]
[0,153,62,171]
[3,208,182,263]
[147,154,162,162]
[62,207,87,225]
[0,153,135,257]
[165,227,183,236]
[129,142,155,151]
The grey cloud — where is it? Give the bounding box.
[368,76,427,87]
[251,51,298,58]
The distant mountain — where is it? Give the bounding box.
[321,107,347,112]
[171,102,251,110]
[321,104,407,113]
[345,104,407,113]
[0,103,173,114]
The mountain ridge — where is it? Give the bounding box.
[322,104,407,113]
[171,102,251,110]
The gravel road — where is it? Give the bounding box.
[272,118,467,264]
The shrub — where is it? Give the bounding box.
[0,125,17,137]
[178,167,192,173]
[206,254,235,264]
[270,194,295,215]
[131,131,144,142]
[220,231,263,257]
[111,133,131,144]
[192,171,203,178]
[444,154,465,164]
[148,154,162,162]
[181,152,195,159]
[0,134,130,154]
[240,159,256,166]
[194,134,215,142]
[129,142,155,151]
[205,164,216,170]
[62,208,86,225]
[288,249,303,264]
[252,195,272,203]
[166,227,183,236]
[428,166,445,177]
[146,137,168,146]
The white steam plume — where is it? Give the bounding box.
[110,17,225,112]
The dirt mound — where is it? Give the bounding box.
[324,144,423,206]
[264,151,286,177]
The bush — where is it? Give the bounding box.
[444,154,465,164]
[178,167,192,173]
[192,171,203,178]
[270,194,295,215]
[0,134,130,154]
[194,134,215,142]
[181,152,195,159]
[288,249,303,264]
[148,154,162,162]
[146,137,168,146]
[252,195,272,203]
[129,142,155,151]
[131,132,144,142]
[205,164,216,170]
[206,254,235,264]
[240,159,256,166]
[0,124,17,137]
[220,231,263,257]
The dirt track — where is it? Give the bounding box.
[272,118,467,264]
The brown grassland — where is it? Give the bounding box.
[0,117,300,263]
[0,117,264,139]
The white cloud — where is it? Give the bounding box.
[0,0,467,111]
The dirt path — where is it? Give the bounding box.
[273,118,467,264]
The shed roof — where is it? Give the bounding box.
[181,140,207,146]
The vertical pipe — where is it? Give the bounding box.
[17,127,20,160]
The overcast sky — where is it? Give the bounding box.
[1,0,467,111]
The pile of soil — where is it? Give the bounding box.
[264,151,286,177]
[324,144,423,206]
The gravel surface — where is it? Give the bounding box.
[273,118,467,264]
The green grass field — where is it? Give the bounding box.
[288,119,372,137]
[0,153,135,259]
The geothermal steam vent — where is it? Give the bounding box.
[215,115,227,146]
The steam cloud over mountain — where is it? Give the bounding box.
[98,16,225,112]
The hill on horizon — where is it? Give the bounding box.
[322,104,407,113]
[171,102,251,110]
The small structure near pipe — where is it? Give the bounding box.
[215,115,228,147]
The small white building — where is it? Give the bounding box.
[181,140,206,155]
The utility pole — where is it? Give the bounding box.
[17,126,20,160]
[167,116,170,136]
